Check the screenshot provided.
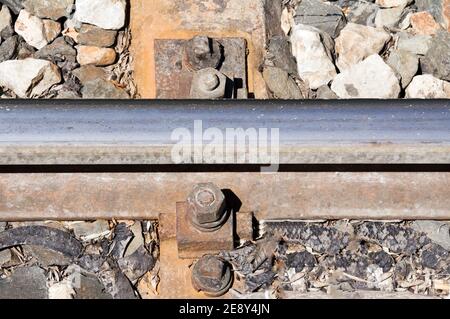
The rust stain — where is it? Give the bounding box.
[129,0,268,98]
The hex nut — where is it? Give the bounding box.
[184,35,223,71]
[190,68,227,99]
[187,182,226,226]
[191,255,233,297]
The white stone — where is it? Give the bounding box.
[375,0,411,8]
[405,74,450,98]
[74,0,126,30]
[331,54,400,98]
[336,23,391,71]
[290,24,337,89]
[0,5,12,35]
[14,10,48,49]
[0,58,61,97]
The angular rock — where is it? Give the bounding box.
[335,23,391,71]
[98,259,137,299]
[17,37,35,59]
[405,74,450,98]
[397,32,432,55]
[416,0,450,32]
[0,58,61,97]
[43,19,61,42]
[386,49,419,88]
[110,223,133,259]
[76,45,116,66]
[23,0,73,20]
[35,37,77,63]
[0,248,11,266]
[263,66,303,99]
[290,24,337,89]
[0,5,13,39]
[410,11,441,35]
[77,24,117,48]
[0,222,6,231]
[375,6,405,28]
[345,1,379,26]
[412,221,450,251]
[294,0,346,38]
[266,36,298,76]
[81,78,129,99]
[23,245,71,267]
[420,31,450,81]
[118,245,155,282]
[0,266,48,299]
[375,0,411,8]
[14,9,48,49]
[48,281,75,299]
[72,65,106,83]
[70,220,110,241]
[316,85,338,99]
[0,0,23,14]
[125,221,144,257]
[0,34,18,62]
[74,0,126,30]
[74,272,112,299]
[331,54,400,98]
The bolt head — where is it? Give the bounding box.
[188,182,226,225]
[192,255,232,296]
[190,68,227,99]
[192,36,211,57]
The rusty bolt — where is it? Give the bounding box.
[187,182,227,230]
[184,35,223,71]
[190,68,227,99]
[192,255,233,297]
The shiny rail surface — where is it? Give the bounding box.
[1,99,449,164]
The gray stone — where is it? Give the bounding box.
[77,24,117,48]
[118,245,155,282]
[0,222,6,231]
[0,34,18,62]
[70,220,110,241]
[386,49,419,88]
[294,0,347,38]
[412,221,450,251]
[125,221,144,257]
[0,5,13,39]
[0,249,11,266]
[263,66,303,99]
[375,6,405,28]
[81,78,129,99]
[72,65,106,84]
[17,38,35,59]
[397,32,432,55]
[316,85,338,99]
[0,0,23,14]
[110,222,133,259]
[0,266,48,299]
[420,31,450,81]
[266,36,298,76]
[23,245,71,267]
[34,37,77,63]
[346,1,379,26]
[23,0,74,20]
[74,272,113,299]
[331,54,400,98]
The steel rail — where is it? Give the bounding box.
[1,99,450,165]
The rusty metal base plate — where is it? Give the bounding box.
[155,38,248,99]
[176,202,234,259]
